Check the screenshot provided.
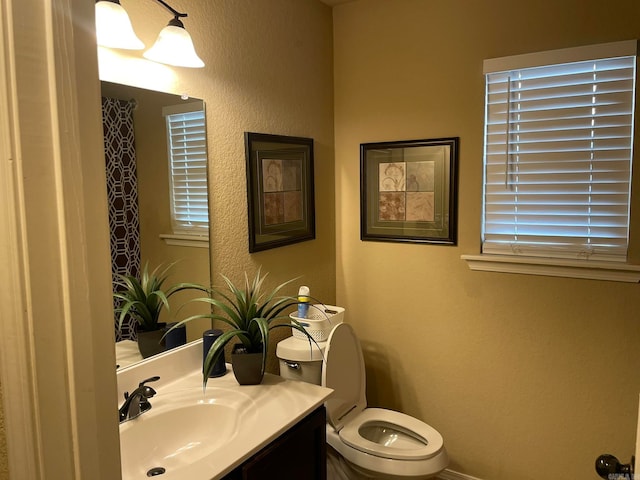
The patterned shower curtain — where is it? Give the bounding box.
[101,96,141,341]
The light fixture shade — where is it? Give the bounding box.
[95,0,145,50]
[143,25,205,68]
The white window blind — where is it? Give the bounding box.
[482,41,637,262]
[164,105,209,234]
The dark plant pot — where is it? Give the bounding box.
[136,323,166,359]
[231,344,264,385]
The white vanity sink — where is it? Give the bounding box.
[116,340,332,480]
[120,387,255,478]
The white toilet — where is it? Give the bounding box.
[277,323,449,479]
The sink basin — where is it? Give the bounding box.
[119,387,253,479]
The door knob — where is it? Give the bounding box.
[595,454,634,479]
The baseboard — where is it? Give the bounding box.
[437,469,484,480]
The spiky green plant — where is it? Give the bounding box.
[114,261,208,332]
[169,268,316,387]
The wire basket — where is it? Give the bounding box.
[289,304,345,342]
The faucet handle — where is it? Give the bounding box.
[138,376,160,402]
[138,376,160,388]
[121,376,160,401]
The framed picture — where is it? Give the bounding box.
[360,137,459,245]
[245,132,315,252]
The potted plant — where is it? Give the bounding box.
[170,268,317,386]
[114,261,207,358]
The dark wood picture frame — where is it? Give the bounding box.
[360,137,459,245]
[245,132,315,252]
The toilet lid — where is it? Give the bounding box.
[322,323,367,431]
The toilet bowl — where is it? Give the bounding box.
[277,323,448,479]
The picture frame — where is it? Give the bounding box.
[245,132,315,252]
[360,137,459,245]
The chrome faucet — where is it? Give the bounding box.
[118,376,160,423]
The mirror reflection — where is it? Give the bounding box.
[100,81,212,369]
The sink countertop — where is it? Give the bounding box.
[116,339,333,480]
[115,340,144,369]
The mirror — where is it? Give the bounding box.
[101,81,212,369]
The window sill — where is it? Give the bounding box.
[159,233,209,249]
[460,254,640,283]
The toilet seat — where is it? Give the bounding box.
[338,408,444,460]
[327,427,450,480]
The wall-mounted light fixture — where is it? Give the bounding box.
[95,0,205,68]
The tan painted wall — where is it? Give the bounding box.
[334,1,640,479]
[99,0,336,373]
[10,1,638,478]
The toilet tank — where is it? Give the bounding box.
[276,336,326,385]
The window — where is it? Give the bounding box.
[482,41,636,264]
[163,103,209,236]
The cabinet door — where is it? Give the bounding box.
[236,406,326,480]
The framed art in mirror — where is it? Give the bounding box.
[360,137,459,245]
[245,132,315,252]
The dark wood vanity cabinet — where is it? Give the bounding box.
[222,406,326,480]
